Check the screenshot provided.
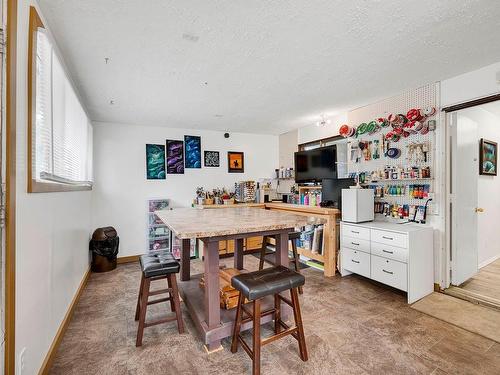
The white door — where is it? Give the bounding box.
[450,111,479,285]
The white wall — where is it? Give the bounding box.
[15,1,93,374]
[91,122,278,257]
[441,62,500,107]
[297,113,347,145]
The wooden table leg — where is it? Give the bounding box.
[203,240,222,352]
[275,231,290,267]
[234,238,244,270]
[180,238,191,281]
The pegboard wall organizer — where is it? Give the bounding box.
[344,83,439,221]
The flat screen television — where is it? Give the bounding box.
[294,146,336,183]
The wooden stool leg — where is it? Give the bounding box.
[231,292,244,353]
[258,236,268,270]
[291,239,303,294]
[169,274,185,334]
[252,299,261,375]
[166,275,175,312]
[290,288,308,361]
[135,274,145,321]
[136,278,151,347]
[274,293,281,335]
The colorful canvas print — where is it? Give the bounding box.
[228,151,244,173]
[145,144,166,179]
[184,135,201,168]
[166,140,184,174]
[479,138,497,176]
[204,151,220,167]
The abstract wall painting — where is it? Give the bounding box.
[166,140,185,174]
[227,151,244,173]
[204,151,220,167]
[479,138,497,176]
[184,135,202,168]
[145,144,166,180]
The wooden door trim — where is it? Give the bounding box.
[442,93,500,113]
[5,0,18,374]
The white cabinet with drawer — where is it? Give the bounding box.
[341,236,370,253]
[342,247,370,278]
[342,224,370,240]
[371,255,408,291]
[340,221,434,303]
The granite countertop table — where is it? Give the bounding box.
[155,207,325,239]
[154,206,326,352]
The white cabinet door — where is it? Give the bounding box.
[450,111,478,285]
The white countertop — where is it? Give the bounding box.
[341,220,433,234]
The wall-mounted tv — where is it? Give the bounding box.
[294,146,336,183]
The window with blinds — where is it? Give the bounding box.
[29,11,93,192]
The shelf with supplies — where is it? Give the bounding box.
[147,198,198,258]
[360,177,433,184]
[264,203,340,277]
[297,185,322,206]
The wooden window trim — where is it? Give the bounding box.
[27,7,92,193]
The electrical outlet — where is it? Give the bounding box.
[18,347,26,375]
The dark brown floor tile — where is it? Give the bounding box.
[49,257,500,375]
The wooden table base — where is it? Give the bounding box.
[178,274,291,352]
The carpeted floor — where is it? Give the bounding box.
[49,255,500,374]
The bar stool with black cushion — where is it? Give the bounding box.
[258,232,303,294]
[135,251,184,346]
[230,265,307,375]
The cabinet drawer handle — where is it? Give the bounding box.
[382,269,394,275]
[382,236,394,240]
[351,230,359,234]
[351,242,360,246]
[382,249,394,254]
[351,259,360,264]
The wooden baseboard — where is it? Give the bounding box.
[117,255,140,264]
[38,267,91,375]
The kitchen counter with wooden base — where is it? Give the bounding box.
[193,203,341,277]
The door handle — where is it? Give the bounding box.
[475,208,484,213]
[351,259,360,264]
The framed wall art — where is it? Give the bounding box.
[184,135,201,168]
[479,138,497,176]
[204,151,220,167]
[145,144,166,180]
[227,151,244,173]
[166,140,185,174]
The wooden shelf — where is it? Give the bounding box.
[361,178,433,185]
[297,247,325,262]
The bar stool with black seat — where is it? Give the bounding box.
[258,232,303,294]
[231,265,307,375]
[135,251,184,346]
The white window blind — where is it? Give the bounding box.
[35,29,93,186]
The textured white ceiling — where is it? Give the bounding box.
[38,0,500,135]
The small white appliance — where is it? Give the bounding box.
[341,188,374,223]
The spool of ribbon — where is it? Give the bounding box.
[407,108,423,122]
[339,124,351,138]
[422,106,436,117]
